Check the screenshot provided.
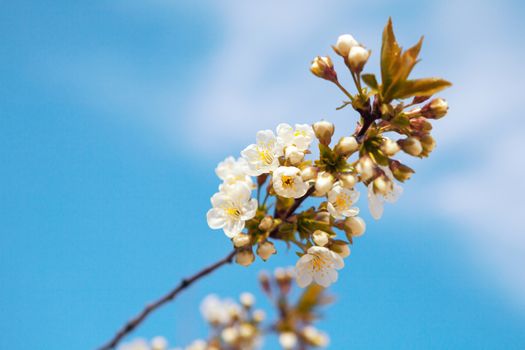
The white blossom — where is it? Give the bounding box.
[295,246,344,288]
[272,166,309,198]
[200,294,240,325]
[335,34,359,57]
[241,130,282,176]
[279,332,298,349]
[216,156,253,190]
[327,183,360,219]
[368,167,403,220]
[276,123,315,151]
[302,326,329,347]
[207,183,257,238]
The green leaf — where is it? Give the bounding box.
[395,78,452,99]
[361,73,379,90]
[380,17,401,99]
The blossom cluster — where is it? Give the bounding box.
[206,18,450,289]
[120,269,331,350]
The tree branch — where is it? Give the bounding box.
[97,249,237,350]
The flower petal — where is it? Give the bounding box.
[207,208,226,229]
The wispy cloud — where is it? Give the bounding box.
[44,0,525,308]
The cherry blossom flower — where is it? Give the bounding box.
[368,167,403,220]
[276,123,315,152]
[215,156,253,190]
[241,130,282,176]
[207,183,257,237]
[272,166,309,198]
[327,183,360,219]
[200,294,240,325]
[295,246,344,288]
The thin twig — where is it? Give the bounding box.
[97,249,237,350]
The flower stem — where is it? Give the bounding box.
[97,250,237,350]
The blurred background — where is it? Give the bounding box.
[1,0,525,349]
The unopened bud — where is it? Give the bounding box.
[221,327,238,344]
[314,172,335,196]
[258,216,274,232]
[334,136,359,157]
[389,160,415,182]
[284,145,304,165]
[373,175,393,196]
[313,120,335,146]
[410,117,432,134]
[339,173,357,189]
[381,137,400,156]
[301,166,318,182]
[310,56,337,81]
[239,323,256,339]
[312,230,330,247]
[258,271,272,295]
[356,156,376,181]
[240,292,255,307]
[236,248,255,267]
[334,34,359,57]
[151,336,168,350]
[399,137,423,156]
[344,216,366,238]
[348,46,370,72]
[253,309,266,323]
[233,234,251,248]
[303,326,330,347]
[256,241,276,261]
[423,98,448,119]
[315,211,331,224]
[331,240,351,258]
[279,332,298,350]
[420,134,436,157]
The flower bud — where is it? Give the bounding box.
[239,323,256,339]
[410,117,432,134]
[343,216,366,238]
[423,98,448,119]
[420,134,436,153]
[348,46,370,72]
[334,34,359,57]
[339,172,357,189]
[310,56,337,82]
[381,137,400,156]
[284,145,304,165]
[373,175,393,196]
[258,271,272,295]
[389,160,415,182]
[221,327,238,344]
[313,120,335,146]
[398,137,423,156]
[331,240,351,258]
[151,336,168,350]
[301,166,318,182]
[279,332,298,350]
[314,172,335,196]
[258,216,274,232]
[356,156,376,181]
[240,292,255,307]
[334,136,359,157]
[315,211,331,224]
[312,230,330,247]
[233,234,251,248]
[303,326,330,347]
[236,248,255,267]
[253,309,266,323]
[256,241,276,261]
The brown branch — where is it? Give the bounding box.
[97,249,237,350]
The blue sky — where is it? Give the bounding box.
[1,0,525,349]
